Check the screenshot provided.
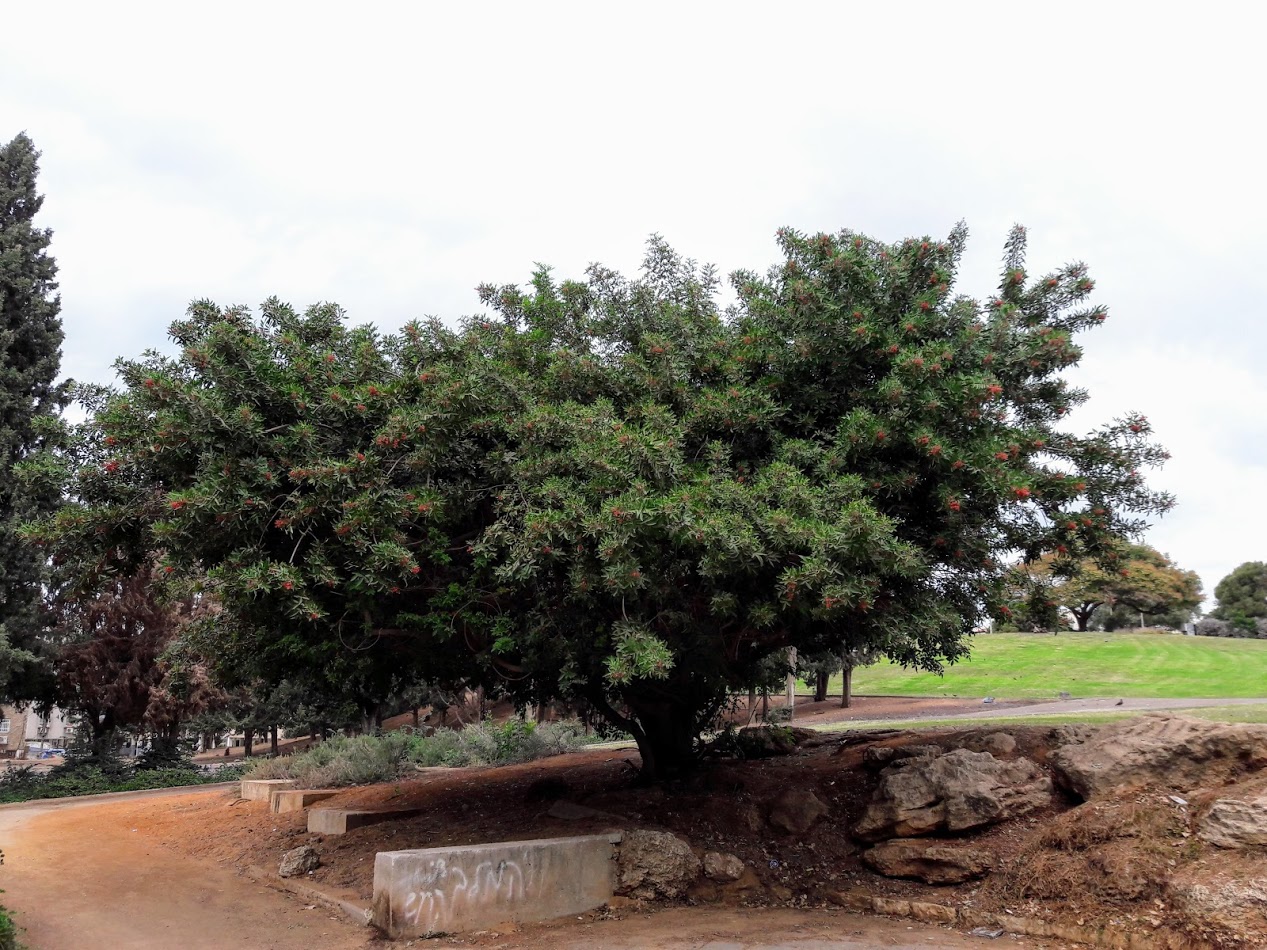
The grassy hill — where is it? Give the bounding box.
[838,631,1267,699]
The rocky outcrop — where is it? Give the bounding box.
[1049,714,1267,800]
[736,725,815,759]
[278,845,320,877]
[767,787,830,835]
[702,850,746,882]
[861,839,995,884]
[962,732,1017,757]
[616,830,700,899]
[862,744,942,770]
[1198,797,1267,849]
[853,749,1052,842]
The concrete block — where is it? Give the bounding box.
[307,806,423,835]
[371,833,622,937]
[270,789,341,814]
[240,778,296,802]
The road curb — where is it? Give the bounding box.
[243,864,372,926]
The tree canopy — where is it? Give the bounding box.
[1211,562,1267,632]
[0,132,68,700]
[1004,543,1201,631]
[34,225,1172,778]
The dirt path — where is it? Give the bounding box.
[0,786,375,950]
[454,905,1057,949]
[0,785,1067,950]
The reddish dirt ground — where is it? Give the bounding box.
[15,705,1259,948]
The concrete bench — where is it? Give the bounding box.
[308,805,423,835]
[270,788,340,813]
[240,778,296,801]
[371,833,622,937]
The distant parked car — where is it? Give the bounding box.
[37,748,66,759]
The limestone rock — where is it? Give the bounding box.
[1199,798,1267,849]
[736,725,815,759]
[862,744,942,770]
[278,845,320,878]
[964,732,1016,757]
[768,787,830,835]
[862,839,995,884]
[853,749,1052,842]
[1048,714,1267,800]
[616,830,700,899]
[702,850,745,882]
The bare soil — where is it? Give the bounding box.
[24,700,1264,948]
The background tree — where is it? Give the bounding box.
[0,133,67,698]
[1006,543,1202,631]
[51,564,188,758]
[1211,561,1267,632]
[35,225,1173,780]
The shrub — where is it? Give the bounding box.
[0,904,15,950]
[246,720,596,787]
[0,760,245,804]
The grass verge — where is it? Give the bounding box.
[840,631,1267,699]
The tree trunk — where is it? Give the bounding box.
[412,707,420,729]
[625,702,697,782]
[785,647,797,720]
[841,663,853,709]
[536,701,547,724]
[761,688,769,721]
[814,670,829,703]
[1073,603,1097,632]
[269,724,279,756]
[243,727,254,757]
[747,686,757,724]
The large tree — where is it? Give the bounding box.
[1211,561,1267,632]
[36,226,1172,779]
[0,133,67,698]
[1006,543,1202,631]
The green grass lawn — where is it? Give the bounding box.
[829,631,1267,700]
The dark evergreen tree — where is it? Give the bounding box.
[1211,561,1267,632]
[0,133,67,698]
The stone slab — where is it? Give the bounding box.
[241,778,296,801]
[372,833,622,937]
[308,805,423,835]
[270,788,341,814]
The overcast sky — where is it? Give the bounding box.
[3,2,1263,610]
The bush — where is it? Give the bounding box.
[246,719,596,787]
[0,760,246,804]
[0,904,15,950]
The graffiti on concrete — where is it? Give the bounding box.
[399,853,534,933]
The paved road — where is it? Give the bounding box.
[940,695,1265,721]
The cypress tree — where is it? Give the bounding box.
[0,132,67,697]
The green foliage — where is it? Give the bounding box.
[1005,543,1201,631]
[245,720,595,787]
[0,760,244,804]
[0,902,14,950]
[0,133,68,701]
[34,225,1173,779]
[1211,561,1267,632]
